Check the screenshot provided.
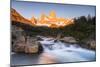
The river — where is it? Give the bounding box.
[11,36,96,66]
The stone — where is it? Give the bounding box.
[25,45,38,53]
[12,35,43,54]
[13,42,26,52]
[86,40,96,50]
[60,37,77,44]
[36,37,43,41]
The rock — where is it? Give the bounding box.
[24,37,43,54]
[78,39,96,50]
[60,37,77,44]
[86,40,96,50]
[43,44,54,50]
[36,37,43,41]
[38,42,44,53]
[13,42,26,52]
[25,45,38,53]
[30,16,37,24]
[11,25,26,52]
[12,36,43,54]
[54,39,58,42]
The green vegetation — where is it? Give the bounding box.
[64,15,96,42]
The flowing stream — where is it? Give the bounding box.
[11,36,96,66]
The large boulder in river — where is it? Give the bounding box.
[13,42,26,52]
[24,36,43,53]
[86,40,96,50]
[12,36,43,54]
[60,37,77,44]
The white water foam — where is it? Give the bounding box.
[38,36,95,62]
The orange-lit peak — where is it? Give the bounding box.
[33,10,74,28]
[49,10,56,18]
[40,13,46,19]
[30,16,36,24]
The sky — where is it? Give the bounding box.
[11,0,96,19]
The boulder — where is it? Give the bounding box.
[78,39,96,50]
[36,37,44,41]
[25,45,38,53]
[12,36,43,54]
[24,37,43,53]
[13,42,26,52]
[60,37,77,44]
[86,40,96,50]
[38,42,44,53]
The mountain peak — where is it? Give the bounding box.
[11,8,74,28]
[34,10,74,28]
[49,10,56,18]
[30,16,37,24]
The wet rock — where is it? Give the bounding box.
[38,42,44,53]
[65,44,70,47]
[78,39,96,50]
[25,37,43,53]
[86,40,96,50]
[36,37,43,41]
[13,42,26,52]
[54,39,59,43]
[25,45,38,53]
[60,37,77,44]
[12,35,43,54]
[11,25,25,52]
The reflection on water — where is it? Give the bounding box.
[38,53,57,64]
[11,53,39,65]
[11,36,96,66]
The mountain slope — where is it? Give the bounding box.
[11,8,35,26]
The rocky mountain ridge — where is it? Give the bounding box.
[11,8,74,28]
